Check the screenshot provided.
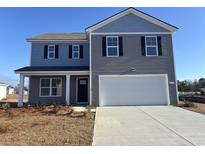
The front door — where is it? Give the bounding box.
[77,78,88,103]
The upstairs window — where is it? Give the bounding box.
[106,36,119,57]
[145,36,158,56]
[72,45,80,59]
[48,45,55,59]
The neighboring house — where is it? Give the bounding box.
[7,86,15,95]
[24,90,28,95]
[0,82,8,100]
[15,8,178,107]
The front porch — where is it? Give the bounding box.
[15,66,90,107]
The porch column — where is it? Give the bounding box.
[66,75,70,105]
[18,74,25,107]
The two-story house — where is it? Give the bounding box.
[15,8,178,107]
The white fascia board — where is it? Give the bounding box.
[86,8,177,33]
[86,9,129,33]
[91,32,173,35]
[15,71,89,76]
[27,39,88,43]
[130,10,177,32]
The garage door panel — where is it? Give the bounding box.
[99,75,169,106]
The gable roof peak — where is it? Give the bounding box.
[86,7,178,33]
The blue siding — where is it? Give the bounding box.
[93,13,170,33]
[31,41,89,66]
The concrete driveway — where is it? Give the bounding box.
[92,106,205,146]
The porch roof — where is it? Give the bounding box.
[15,66,89,73]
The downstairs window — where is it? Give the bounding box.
[40,78,62,97]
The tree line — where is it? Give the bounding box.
[178,78,205,92]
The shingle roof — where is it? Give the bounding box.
[27,33,87,41]
[15,66,89,72]
[0,82,8,86]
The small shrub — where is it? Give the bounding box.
[178,100,195,108]
[2,103,10,110]
[183,101,195,107]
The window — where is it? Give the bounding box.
[145,36,158,56]
[106,36,119,57]
[48,45,55,59]
[40,78,62,97]
[80,80,87,85]
[72,45,80,59]
[40,79,50,96]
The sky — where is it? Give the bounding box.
[0,7,204,86]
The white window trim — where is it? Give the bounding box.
[145,36,158,56]
[48,45,56,59]
[39,78,62,97]
[106,36,119,57]
[72,45,80,59]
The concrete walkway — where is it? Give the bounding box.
[92,106,205,146]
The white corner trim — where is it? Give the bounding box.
[29,42,32,66]
[89,32,92,105]
[171,34,179,103]
[165,74,171,105]
[86,8,177,33]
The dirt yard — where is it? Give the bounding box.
[179,101,205,115]
[0,106,95,146]
[0,94,28,103]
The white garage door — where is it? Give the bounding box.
[99,75,170,106]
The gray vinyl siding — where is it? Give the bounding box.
[91,34,177,106]
[28,75,89,105]
[93,13,170,33]
[29,76,66,105]
[70,76,76,104]
[30,41,89,66]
